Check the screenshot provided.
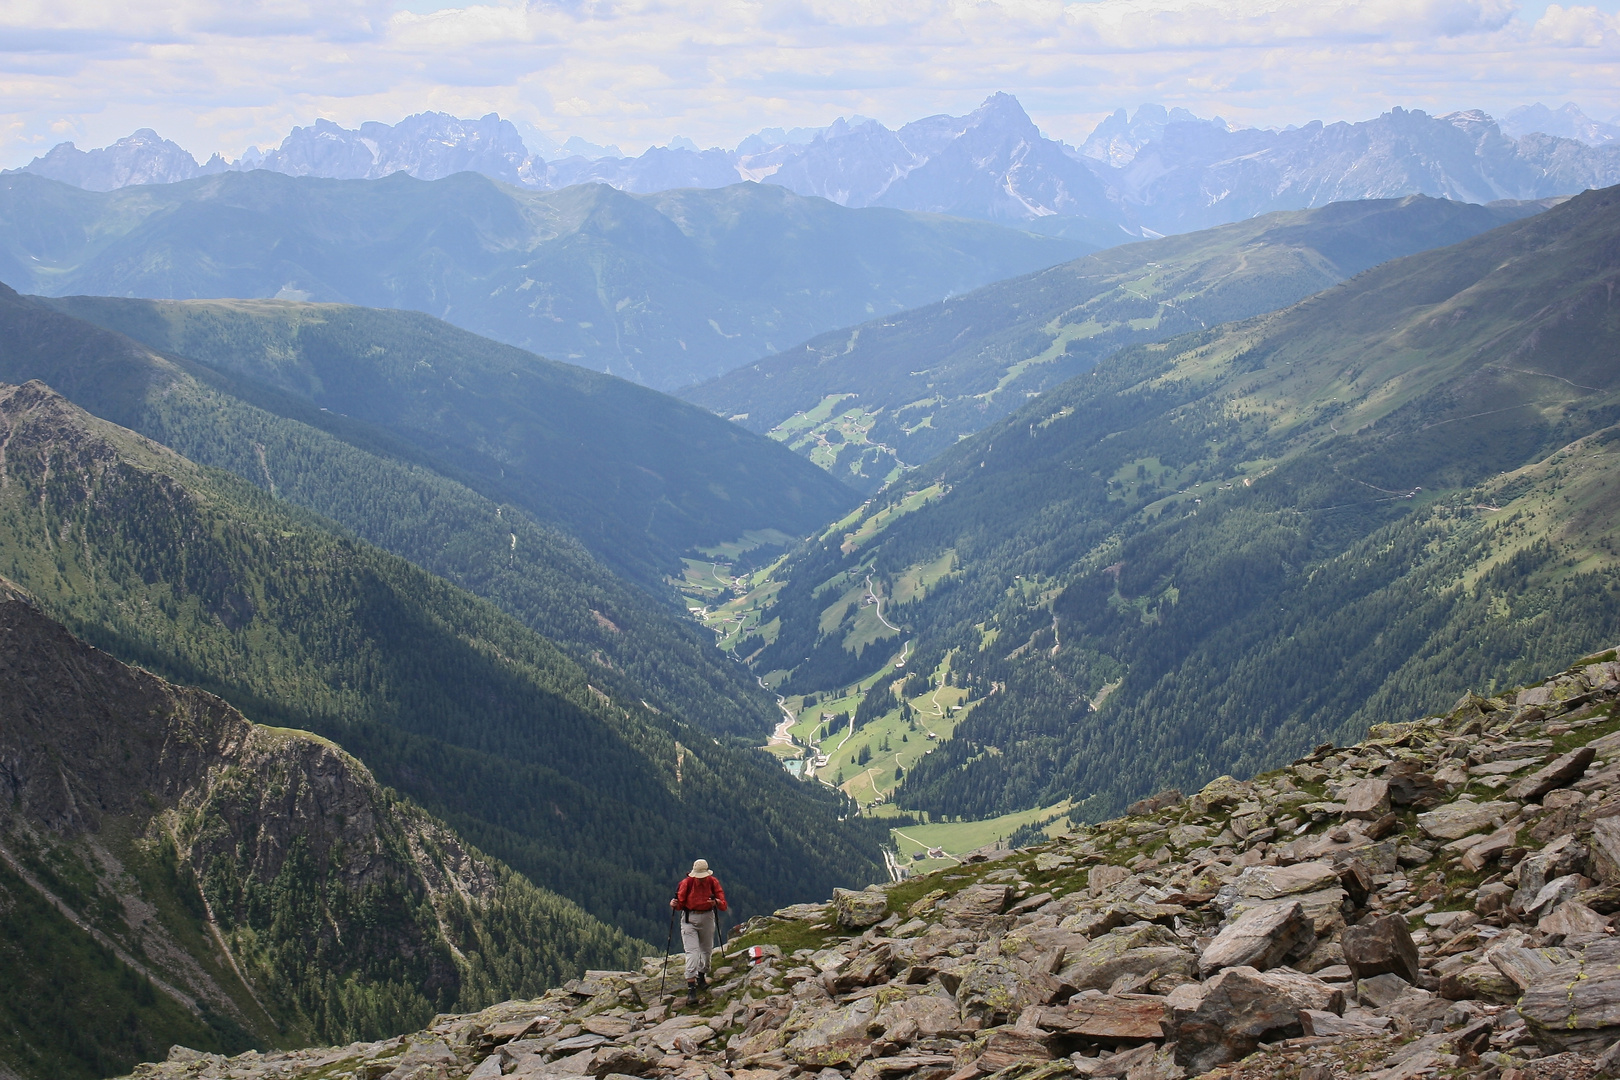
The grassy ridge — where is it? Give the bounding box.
[682,195,1549,491]
[34,292,858,586]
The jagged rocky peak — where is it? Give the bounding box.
[1078,105,1222,168]
[17,128,229,191]
[122,647,1620,1079]
[1501,103,1620,145]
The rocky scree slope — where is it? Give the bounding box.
[0,581,643,1080]
[119,647,1620,1080]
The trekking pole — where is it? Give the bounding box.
[659,906,676,1003]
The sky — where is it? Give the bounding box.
[1,0,1618,168]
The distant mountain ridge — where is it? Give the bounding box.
[0,172,1081,390]
[12,96,1620,237]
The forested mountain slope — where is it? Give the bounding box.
[30,290,858,585]
[0,170,1088,389]
[0,284,782,736]
[0,580,644,1080]
[0,381,886,946]
[728,183,1620,824]
[683,195,1550,491]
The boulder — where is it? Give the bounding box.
[938,884,1014,920]
[1171,966,1344,1072]
[1523,873,1590,921]
[1507,746,1596,801]
[956,960,1034,1029]
[1437,962,1520,1004]
[1127,789,1183,817]
[1299,1010,1391,1036]
[1592,817,1620,885]
[849,1055,955,1080]
[1221,861,1338,902]
[1416,800,1515,841]
[783,997,881,1067]
[833,888,890,929]
[1188,775,1250,815]
[1484,935,1579,992]
[1539,899,1612,938]
[1086,865,1130,897]
[1057,924,1197,993]
[586,1047,658,1077]
[1034,994,1168,1041]
[1355,972,1413,1009]
[965,1027,1054,1073]
[1513,835,1589,912]
[1384,761,1445,807]
[1518,940,1620,1054]
[1197,901,1313,976]
[1341,777,1391,819]
[874,993,962,1039]
[1341,913,1420,984]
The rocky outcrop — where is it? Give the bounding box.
[117,645,1620,1079]
[0,582,640,1068]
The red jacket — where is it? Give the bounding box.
[676,874,727,912]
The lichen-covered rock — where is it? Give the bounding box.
[1057,924,1195,993]
[1518,940,1620,1054]
[956,960,1033,1028]
[832,887,890,928]
[1416,799,1516,841]
[782,997,881,1066]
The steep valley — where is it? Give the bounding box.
[700,183,1620,830]
[0,379,886,956]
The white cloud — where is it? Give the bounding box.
[1,0,1616,167]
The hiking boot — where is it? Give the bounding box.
[695,973,708,991]
[686,982,699,1007]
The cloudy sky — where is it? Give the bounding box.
[2,0,1617,168]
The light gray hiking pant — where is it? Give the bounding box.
[680,909,716,980]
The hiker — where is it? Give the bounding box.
[670,858,727,1005]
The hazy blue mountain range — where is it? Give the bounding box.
[1500,102,1620,145]
[0,171,1084,389]
[708,183,1620,823]
[681,195,1550,491]
[11,96,1620,239]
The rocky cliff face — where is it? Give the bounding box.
[117,645,1620,1080]
[0,582,640,1079]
